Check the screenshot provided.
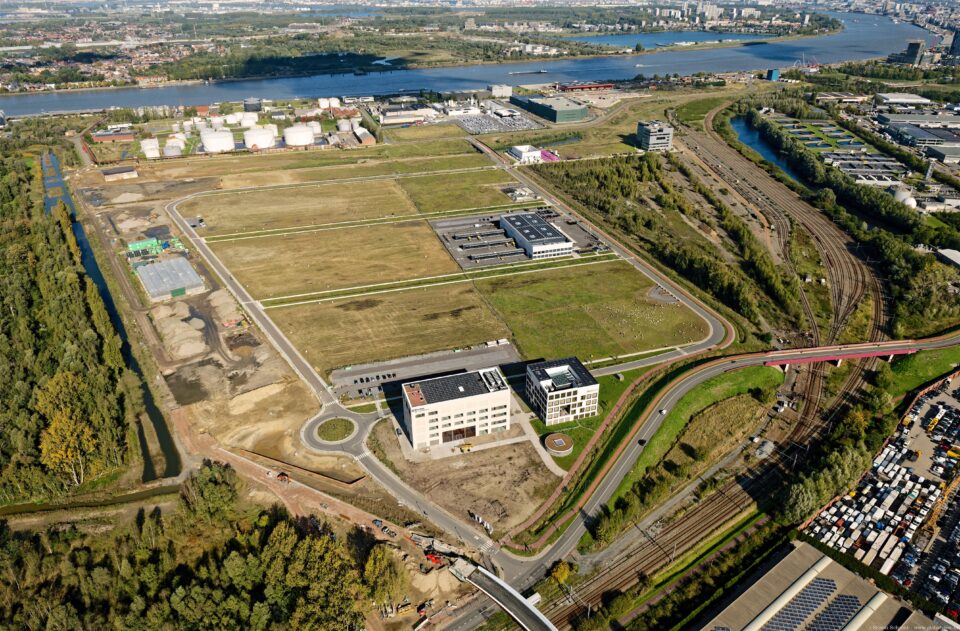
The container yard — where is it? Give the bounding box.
[804,370,960,617]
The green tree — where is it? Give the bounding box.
[39,410,99,486]
[363,544,405,604]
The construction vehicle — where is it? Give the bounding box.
[458,443,472,453]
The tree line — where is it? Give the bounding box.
[0,461,403,629]
[0,149,140,502]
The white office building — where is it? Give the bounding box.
[526,358,599,425]
[402,367,512,449]
[636,120,674,151]
[508,144,543,164]
[500,212,574,259]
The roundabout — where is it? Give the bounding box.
[314,417,357,443]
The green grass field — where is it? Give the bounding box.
[184,178,419,235]
[269,283,510,376]
[209,220,460,299]
[613,365,784,503]
[315,418,356,441]
[384,124,466,141]
[398,169,516,213]
[476,261,709,362]
[889,346,960,399]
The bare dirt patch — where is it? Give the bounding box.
[370,421,555,534]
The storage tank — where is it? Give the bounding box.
[283,125,315,147]
[201,130,236,153]
[240,112,259,128]
[210,115,224,127]
[329,97,341,108]
[264,123,279,136]
[318,98,330,109]
[171,122,181,133]
[166,137,186,150]
[170,132,187,143]
[307,121,322,134]
[163,144,183,157]
[140,138,161,159]
[336,119,352,132]
[244,127,276,150]
[183,120,194,132]
[224,112,241,126]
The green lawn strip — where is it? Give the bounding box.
[346,402,379,414]
[261,253,618,308]
[202,200,541,242]
[584,348,671,370]
[676,96,734,130]
[888,345,960,399]
[315,418,355,441]
[608,366,784,507]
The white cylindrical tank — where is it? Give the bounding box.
[351,118,362,130]
[141,138,161,159]
[336,119,352,132]
[224,112,240,126]
[172,122,181,133]
[182,121,194,132]
[319,97,330,109]
[244,127,276,150]
[329,97,341,108]
[201,130,236,154]
[307,121,322,134]
[192,116,203,125]
[283,125,315,147]
[166,137,186,150]
[163,144,183,157]
[171,132,187,143]
[210,115,224,127]
[264,123,279,136]
[240,112,259,128]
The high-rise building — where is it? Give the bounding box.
[526,358,599,425]
[636,120,674,151]
[951,30,960,57]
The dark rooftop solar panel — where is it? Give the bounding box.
[500,213,567,245]
[806,594,862,631]
[762,578,836,631]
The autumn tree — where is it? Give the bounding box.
[364,544,406,604]
[40,410,99,486]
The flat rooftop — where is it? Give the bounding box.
[530,95,586,111]
[702,541,936,631]
[403,367,508,407]
[877,92,933,104]
[501,212,568,245]
[528,357,597,392]
[136,257,204,299]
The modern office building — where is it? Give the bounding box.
[508,145,543,164]
[887,40,925,66]
[509,95,588,123]
[951,30,960,57]
[525,358,599,425]
[636,120,674,151]
[765,68,781,81]
[500,212,574,259]
[401,367,512,449]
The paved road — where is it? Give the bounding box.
[469,567,557,631]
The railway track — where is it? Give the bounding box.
[545,107,892,629]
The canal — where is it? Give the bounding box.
[41,152,182,482]
[729,116,805,185]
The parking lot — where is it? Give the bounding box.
[454,102,542,134]
[803,371,960,620]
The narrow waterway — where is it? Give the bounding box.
[41,153,182,482]
[729,116,805,184]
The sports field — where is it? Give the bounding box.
[476,261,709,361]
[269,284,510,376]
[209,220,460,299]
[182,179,418,235]
[398,169,516,213]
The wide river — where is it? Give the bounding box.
[0,12,933,116]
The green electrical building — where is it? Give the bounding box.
[510,95,588,123]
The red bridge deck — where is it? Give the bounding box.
[764,348,918,366]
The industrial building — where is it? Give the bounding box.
[887,40,926,66]
[92,130,135,143]
[509,95,588,123]
[401,367,512,449]
[765,68,781,81]
[101,166,138,182]
[557,81,615,92]
[887,123,960,148]
[489,84,513,98]
[525,358,599,425]
[876,93,933,106]
[927,146,960,164]
[636,120,674,151]
[878,112,960,128]
[243,97,263,112]
[508,145,543,164]
[500,212,574,259]
[814,92,870,105]
[703,542,935,631]
[135,258,205,302]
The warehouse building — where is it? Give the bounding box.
[702,542,936,631]
[636,120,674,151]
[135,258,205,302]
[887,123,960,148]
[101,166,138,182]
[489,84,513,98]
[92,130,135,143]
[509,95,588,123]
[401,367,512,449]
[877,112,960,128]
[525,358,599,425]
[928,146,960,164]
[508,145,543,164]
[500,212,573,259]
[875,92,933,106]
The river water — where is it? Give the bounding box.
[0,12,932,117]
[566,30,767,48]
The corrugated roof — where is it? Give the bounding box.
[501,212,567,245]
[136,257,204,298]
